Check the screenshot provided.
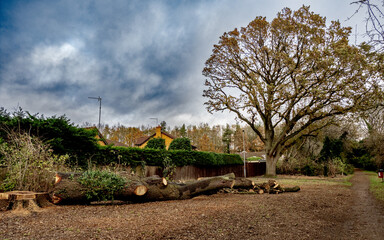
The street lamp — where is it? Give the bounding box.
[242,129,246,178]
[88,96,102,129]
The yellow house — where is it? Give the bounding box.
[135,126,175,150]
[84,127,108,146]
[85,126,129,147]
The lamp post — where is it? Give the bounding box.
[88,96,102,129]
[242,129,246,178]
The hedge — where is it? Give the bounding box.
[93,146,243,167]
[145,138,166,150]
[168,138,192,151]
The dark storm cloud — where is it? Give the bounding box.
[0,0,365,126]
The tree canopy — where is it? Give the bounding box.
[203,6,383,175]
[351,0,384,49]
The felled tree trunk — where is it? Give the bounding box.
[52,172,149,204]
[53,173,235,204]
[137,175,235,202]
[232,177,255,189]
[52,172,300,205]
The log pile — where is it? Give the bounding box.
[219,179,300,194]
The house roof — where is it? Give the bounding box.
[106,139,129,147]
[161,131,176,140]
[134,129,176,147]
[134,134,155,146]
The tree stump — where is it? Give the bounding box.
[0,191,53,211]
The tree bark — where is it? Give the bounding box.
[232,177,255,189]
[265,155,278,176]
[52,172,149,204]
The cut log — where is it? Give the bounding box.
[232,177,255,189]
[52,172,149,204]
[130,175,235,202]
[54,172,82,184]
[251,179,300,194]
[259,182,270,192]
[142,175,168,188]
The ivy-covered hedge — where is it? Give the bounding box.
[145,138,166,150]
[93,145,243,167]
[168,138,192,151]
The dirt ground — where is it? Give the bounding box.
[1,171,384,240]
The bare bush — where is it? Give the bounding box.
[0,130,68,192]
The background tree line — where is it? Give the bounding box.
[92,122,264,154]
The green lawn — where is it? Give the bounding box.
[249,174,353,187]
[366,171,384,204]
[250,172,383,204]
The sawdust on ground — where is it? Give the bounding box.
[1,171,384,240]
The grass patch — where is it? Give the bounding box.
[366,171,384,204]
[249,174,353,187]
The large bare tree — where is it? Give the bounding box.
[203,6,383,176]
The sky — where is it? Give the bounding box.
[0,0,370,128]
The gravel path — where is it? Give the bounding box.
[0,172,383,239]
[343,170,384,239]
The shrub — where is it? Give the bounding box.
[0,108,98,167]
[277,157,301,175]
[300,162,323,176]
[162,156,176,180]
[77,170,127,201]
[168,138,192,151]
[344,163,355,175]
[145,138,166,150]
[0,131,68,192]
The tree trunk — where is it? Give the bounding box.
[52,173,235,204]
[232,177,254,189]
[265,156,277,177]
[52,172,149,204]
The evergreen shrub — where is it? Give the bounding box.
[145,138,166,150]
[77,170,127,201]
[168,138,192,151]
